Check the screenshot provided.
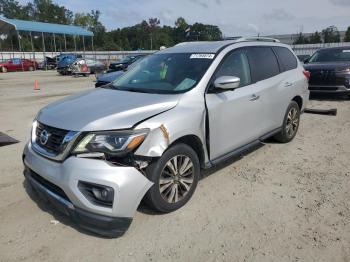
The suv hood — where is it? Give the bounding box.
[304,62,350,71]
[37,88,180,131]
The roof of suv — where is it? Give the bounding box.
[158,38,282,54]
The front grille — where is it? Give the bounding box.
[309,69,337,85]
[36,122,69,155]
[29,169,70,202]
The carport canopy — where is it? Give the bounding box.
[0,16,93,36]
[0,16,94,66]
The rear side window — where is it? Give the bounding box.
[246,47,280,82]
[274,47,298,72]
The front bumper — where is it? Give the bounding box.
[309,84,350,94]
[23,142,153,236]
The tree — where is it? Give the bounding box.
[74,10,106,49]
[0,1,224,51]
[344,27,350,42]
[0,0,31,19]
[293,32,309,45]
[308,31,322,44]
[322,26,340,43]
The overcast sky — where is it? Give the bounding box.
[19,0,350,36]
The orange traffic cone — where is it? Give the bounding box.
[34,80,40,90]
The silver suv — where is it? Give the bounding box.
[23,38,310,237]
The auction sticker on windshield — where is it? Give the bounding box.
[190,54,215,59]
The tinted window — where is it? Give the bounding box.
[246,47,280,82]
[274,47,297,71]
[214,49,251,87]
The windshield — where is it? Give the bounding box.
[309,48,350,63]
[119,56,133,63]
[112,53,214,94]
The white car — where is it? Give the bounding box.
[23,37,310,237]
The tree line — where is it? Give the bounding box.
[0,0,222,52]
[293,25,350,44]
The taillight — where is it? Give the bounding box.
[303,70,310,79]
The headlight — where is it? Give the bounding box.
[72,129,148,155]
[336,68,350,73]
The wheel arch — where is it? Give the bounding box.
[292,95,303,110]
[170,135,206,169]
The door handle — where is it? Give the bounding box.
[249,94,260,101]
[284,82,293,87]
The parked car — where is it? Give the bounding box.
[95,70,124,87]
[57,54,82,75]
[304,46,350,96]
[70,58,107,76]
[108,54,146,72]
[38,56,59,70]
[23,38,309,237]
[0,58,38,72]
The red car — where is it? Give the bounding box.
[0,58,38,73]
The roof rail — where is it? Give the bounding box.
[236,37,280,43]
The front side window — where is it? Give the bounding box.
[213,49,251,87]
[112,53,213,94]
[309,48,350,63]
[246,47,280,82]
[12,58,21,64]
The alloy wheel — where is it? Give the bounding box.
[159,155,194,204]
[286,107,299,138]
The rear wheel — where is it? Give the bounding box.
[144,143,200,213]
[28,66,34,71]
[274,101,300,143]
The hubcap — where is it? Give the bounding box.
[159,155,194,204]
[286,107,299,138]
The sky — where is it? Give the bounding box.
[18,0,350,36]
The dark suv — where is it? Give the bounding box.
[304,47,350,97]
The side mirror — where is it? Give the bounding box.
[214,76,240,91]
[303,58,309,64]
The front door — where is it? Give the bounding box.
[205,48,266,160]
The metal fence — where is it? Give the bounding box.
[2,41,350,63]
[0,50,155,64]
[291,42,350,56]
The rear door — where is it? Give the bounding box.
[245,46,284,131]
[205,48,267,160]
[269,46,300,128]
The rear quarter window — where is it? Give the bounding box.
[273,46,298,72]
[246,46,280,82]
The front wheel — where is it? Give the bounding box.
[28,66,34,71]
[144,143,200,213]
[1,67,8,73]
[274,101,300,143]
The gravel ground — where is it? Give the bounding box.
[0,71,349,262]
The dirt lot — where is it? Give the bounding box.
[0,71,349,262]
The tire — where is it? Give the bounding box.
[28,66,34,71]
[1,67,7,73]
[144,143,200,213]
[274,101,300,143]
